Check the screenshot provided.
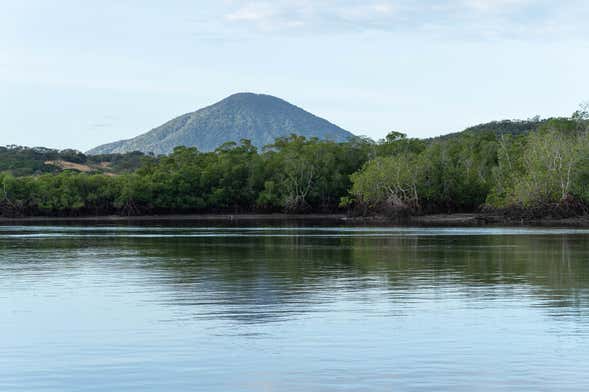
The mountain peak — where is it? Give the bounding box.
[223,92,268,100]
[88,94,354,155]
[215,92,292,109]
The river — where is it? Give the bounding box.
[1,226,588,391]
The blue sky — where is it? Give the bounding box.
[1,0,588,151]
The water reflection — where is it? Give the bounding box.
[2,227,589,324]
[2,226,589,391]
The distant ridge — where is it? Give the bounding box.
[430,119,547,142]
[88,93,355,155]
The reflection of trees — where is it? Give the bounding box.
[350,235,589,312]
[2,230,589,323]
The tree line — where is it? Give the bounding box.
[0,136,371,216]
[1,105,588,218]
[349,106,589,217]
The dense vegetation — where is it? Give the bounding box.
[0,146,85,176]
[1,105,588,218]
[349,105,589,217]
[431,118,546,142]
[0,136,371,216]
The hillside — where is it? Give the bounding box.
[0,146,150,177]
[88,93,355,155]
[431,119,547,142]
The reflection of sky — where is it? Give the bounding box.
[1,1,588,150]
[2,228,589,390]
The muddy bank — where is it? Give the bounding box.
[358,212,589,227]
[0,214,348,225]
[1,212,589,227]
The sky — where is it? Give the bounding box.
[1,0,588,151]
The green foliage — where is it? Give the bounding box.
[485,134,527,206]
[432,119,546,142]
[3,104,589,218]
[349,130,497,213]
[572,102,589,121]
[421,132,497,211]
[262,135,371,212]
[88,151,153,173]
[350,154,420,213]
[0,146,60,176]
[0,136,370,217]
[0,145,152,177]
[376,131,426,157]
[488,119,589,207]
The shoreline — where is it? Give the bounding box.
[0,213,347,224]
[1,212,589,227]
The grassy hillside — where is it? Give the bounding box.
[0,146,152,177]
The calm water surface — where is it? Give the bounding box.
[1,225,589,391]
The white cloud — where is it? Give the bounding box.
[336,2,396,21]
[224,1,314,31]
[463,0,532,12]
[223,1,397,31]
[220,0,588,41]
[225,2,277,22]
